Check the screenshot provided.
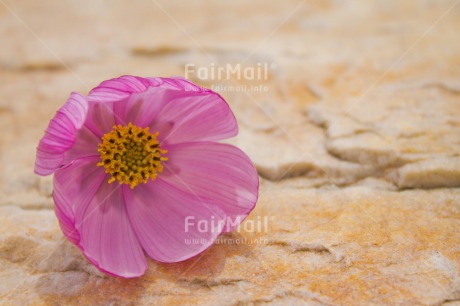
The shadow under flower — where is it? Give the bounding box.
[34,228,257,304]
[150,232,256,284]
[34,241,146,305]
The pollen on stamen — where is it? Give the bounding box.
[97,122,167,189]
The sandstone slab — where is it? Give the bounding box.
[1,0,459,305]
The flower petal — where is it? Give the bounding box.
[87,75,160,103]
[63,126,100,162]
[54,157,147,278]
[35,92,89,175]
[124,179,226,263]
[53,157,101,244]
[86,76,190,129]
[161,142,259,232]
[87,76,237,143]
[86,75,158,136]
[53,156,102,245]
[111,86,172,128]
[150,86,238,144]
[77,181,147,278]
[84,102,116,138]
[158,77,207,92]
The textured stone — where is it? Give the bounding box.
[1,0,460,305]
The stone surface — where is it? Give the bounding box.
[1,0,460,305]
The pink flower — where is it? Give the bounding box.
[35,76,259,278]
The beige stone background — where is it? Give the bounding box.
[1,0,460,305]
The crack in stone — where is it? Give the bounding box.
[179,278,248,288]
[303,101,460,190]
[231,289,333,306]
[0,203,53,211]
[392,81,460,96]
[442,298,460,305]
[131,46,187,57]
[19,62,66,72]
[256,162,320,181]
[267,240,335,255]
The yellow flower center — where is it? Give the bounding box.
[97,123,167,189]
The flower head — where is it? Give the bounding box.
[35,76,259,278]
